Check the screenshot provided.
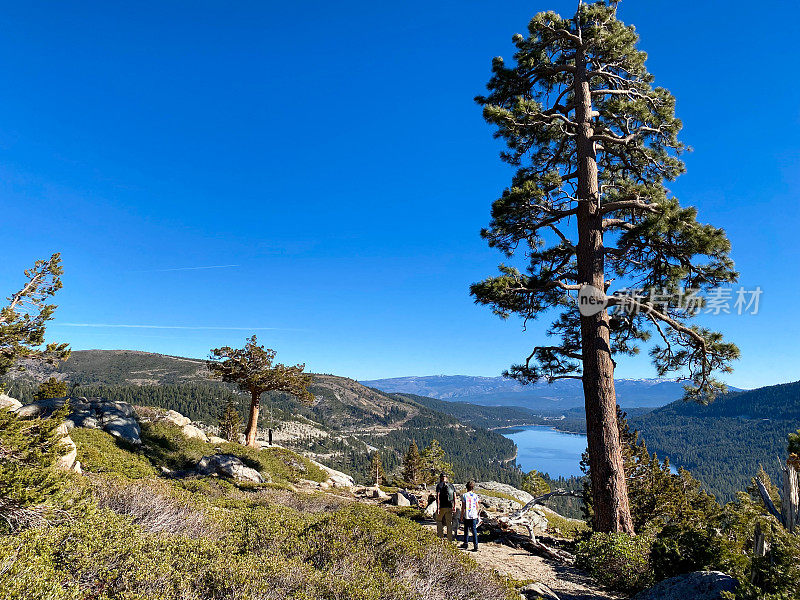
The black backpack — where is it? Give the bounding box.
[438,482,456,507]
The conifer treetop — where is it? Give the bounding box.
[472,1,738,400]
[0,253,70,378]
[207,335,313,403]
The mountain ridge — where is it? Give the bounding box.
[361,374,741,410]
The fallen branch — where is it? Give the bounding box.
[509,488,583,521]
[481,514,575,564]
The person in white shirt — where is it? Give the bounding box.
[459,480,480,552]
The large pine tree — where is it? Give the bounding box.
[472,1,737,532]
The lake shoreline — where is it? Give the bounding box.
[492,422,587,436]
[500,425,587,478]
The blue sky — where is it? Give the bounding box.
[1,0,798,389]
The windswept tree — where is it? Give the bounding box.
[1,254,70,379]
[208,336,313,447]
[472,2,737,532]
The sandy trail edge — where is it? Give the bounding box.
[421,520,626,600]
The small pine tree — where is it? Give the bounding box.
[0,406,72,531]
[218,398,241,442]
[369,451,386,486]
[521,470,550,498]
[402,441,422,487]
[34,377,68,401]
[419,440,454,485]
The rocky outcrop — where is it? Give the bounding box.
[367,486,389,500]
[181,424,209,442]
[54,422,80,473]
[392,492,411,507]
[353,486,390,501]
[196,454,265,483]
[475,481,533,505]
[271,420,329,444]
[519,581,560,600]
[15,397,142,446]
[632,571,737,600]
[162,410,191,427]
[0,393,22,411]
[308,458,355,488]
[138,407,212,442]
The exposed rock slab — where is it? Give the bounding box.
[0,393,22,411]
[181,424,209,442]
[196,454,265,483]
[632,571,737,600]
[54,422,79,471]
[475,481,534,504]
[307,458,355,488]
[15,397,141,446]
[163,409,191,427]
[519,581,560,599]
[392,492,411,507]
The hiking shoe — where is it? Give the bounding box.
[471,547,478,552]
[459,544,468,549]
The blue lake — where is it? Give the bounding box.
[502,426,587,478]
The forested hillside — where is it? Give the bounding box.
[4,350,521,487]
[632,381,800,500]
[398,392,541,428]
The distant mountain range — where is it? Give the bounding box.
[360,375,737,410]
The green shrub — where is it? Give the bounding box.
[0,496,515,600]
[139,421,211,471]
[0,411,515,600]
[650,524,722,581]
[520,470,550,498]
[576,531,654,593]
[0,508,323,600]
[70,428,155,479]
[139,421,326,484]
[714,486,800,600]
[222,443,328,484]
[91,475,219,538]
[0,407,77,531]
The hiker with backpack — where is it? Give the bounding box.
[435,472,457,541]
[460,480,480,552]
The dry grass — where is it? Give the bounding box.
[91,477,220,538]
[0,498,73,532]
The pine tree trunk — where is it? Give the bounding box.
[574,47,635,534]
[244,391,260,447]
